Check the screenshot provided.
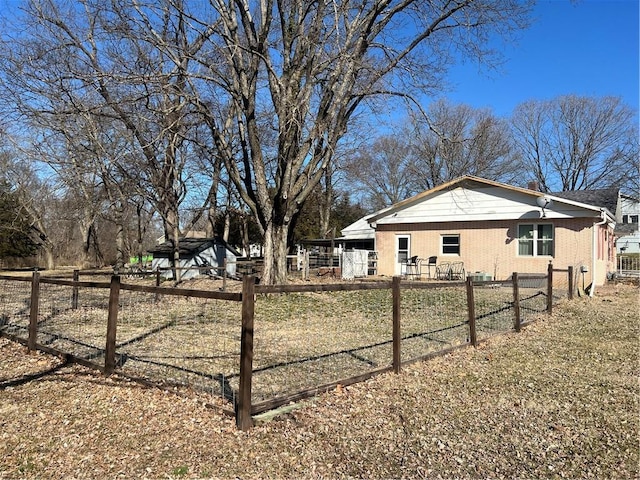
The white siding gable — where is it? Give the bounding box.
[341,215,376,239]
[375,186,600,225]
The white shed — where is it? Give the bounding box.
[148,237,241,280]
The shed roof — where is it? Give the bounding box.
[148,237,241,257]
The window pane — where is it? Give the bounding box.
[442,235,460,254]
[398,238,408,249]
[538,224,553,239]
[518,224,533,239]
[538,239,553,256]
[519,239,533,256]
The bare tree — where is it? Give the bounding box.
[0,0,212,280]
[0,149,54,268]
[511,95,638,192]
[409,99,518,191]
[345,135,418,210]
[188,0,532,283]
[1,0,532,284]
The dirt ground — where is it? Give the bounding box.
[0,282,638,479]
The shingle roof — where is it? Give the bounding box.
[615,223,638,236]
[551,188,619,216]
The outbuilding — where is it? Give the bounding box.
[148,237,241,280]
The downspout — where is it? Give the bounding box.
[590,209,607,297]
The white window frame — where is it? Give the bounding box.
[441,234,460,256]
[517,223,554,257]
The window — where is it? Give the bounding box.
[518,224,553,257]
[441,234,460,255]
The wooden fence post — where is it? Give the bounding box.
[72,269,79,309]
[512,272,521,332]
[237,275,255,431]
[392,276,401,374]
[547,263,554,314]
[104,275,120,375]
[155,269,161,287]
[465,276,477,347]
[28,271,40,352]
[567,266,574,300]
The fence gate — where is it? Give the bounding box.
[617,254,640,278]
[342,250,369,280]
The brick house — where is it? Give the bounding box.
[366,176,617,290]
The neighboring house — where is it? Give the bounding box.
[148,237,241,280]
[366,176,617,292]
[613,194,640,254]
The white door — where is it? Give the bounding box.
[395,235,410,275]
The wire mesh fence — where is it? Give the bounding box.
[551,268,571,304]
[472,281,517,341]
[400,283,469,360]
[517,275,550,324]
[0,276,32,341]
[115,287,242,404]
[36,279,112,363]
[251,286,393,404]
[1,265,576,429]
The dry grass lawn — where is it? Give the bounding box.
[0,282,638,479]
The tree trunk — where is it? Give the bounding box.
[319,168,333,238]
[261,222,290,285]
[240,214,250,259]
[79,222,92,269]
[114,203,126,271]
[164,207,181,283]
[39,243,55,270]
[223,211,230,243]
[136,203,145,266]
[205,203,217,238]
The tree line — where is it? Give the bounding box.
[347,97,638,210]
[0,1,636,282]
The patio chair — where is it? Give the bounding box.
[449,261,465,280]
[435,262,451,280]
[420,256,437,278]
[404,255,420,279]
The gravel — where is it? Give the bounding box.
[0,283,637,479]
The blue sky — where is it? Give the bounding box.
[0,0,636,120]
[439,0,639,117]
